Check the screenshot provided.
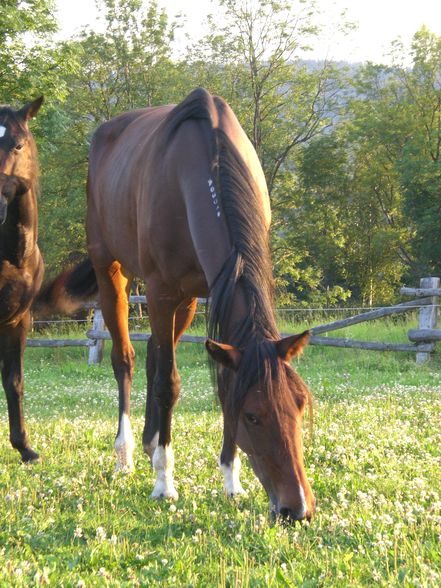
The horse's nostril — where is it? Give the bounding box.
[279,506,305,522]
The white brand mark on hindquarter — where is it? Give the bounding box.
[208,178,221,218]
[0,126,6,138]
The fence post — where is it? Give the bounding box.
[88,308,105,365]
[416,277,440,365]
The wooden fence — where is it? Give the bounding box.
[28,277,440,365]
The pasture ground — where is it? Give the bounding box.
[0,318,440,587]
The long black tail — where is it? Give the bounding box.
[34,258,98,315]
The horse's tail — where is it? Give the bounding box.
[34,258,98,315]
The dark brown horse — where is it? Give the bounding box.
[0,97,44,463]
[41,88,315,520]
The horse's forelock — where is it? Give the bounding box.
[0,107,30,133]
[220,340,281,425]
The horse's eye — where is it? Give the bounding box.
[244,412,261,426]
[15,144,24,151]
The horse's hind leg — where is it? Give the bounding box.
[0,314,39,463]
[95,261,135,471]
[143,297,197,460]
[142,335,159,458]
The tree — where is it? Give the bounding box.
[182,0,348,303]
[0,0,59,103]
[391,28,441,277]
[37,0,180,273]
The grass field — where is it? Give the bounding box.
[0,318,440,586]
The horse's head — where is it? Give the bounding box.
[0,96,43,223]
[206,330,315,522]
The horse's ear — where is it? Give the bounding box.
[276,331,310,361]
[18,96,44,121]
[205,339,242,371]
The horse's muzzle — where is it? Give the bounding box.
[0,174,30,223]
[270,502,314,524]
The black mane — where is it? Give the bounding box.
[159,88,290,421]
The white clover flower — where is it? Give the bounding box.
[380,514,394,525]
[74,527,83,538]
[95,526,106,541]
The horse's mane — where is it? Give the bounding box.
[158,88,306,423]
[159,88,278,342]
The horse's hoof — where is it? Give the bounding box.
[114,445,135,473]
[227,488,246,498]
[114,462,134,474]
[21,449,40,464]
[150,487,178,501]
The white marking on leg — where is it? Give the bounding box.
[143,431,159,460]
[114,413,135,472]
[220,454,245,496]
[151,444,178,500]
[0,126,6,138]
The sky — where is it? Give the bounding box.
[55,0,441,64]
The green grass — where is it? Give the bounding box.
[0,319,440,586]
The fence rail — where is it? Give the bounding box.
[28,277,440,364]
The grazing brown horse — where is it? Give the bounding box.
[0,97,44,463]
[41,88,315,520]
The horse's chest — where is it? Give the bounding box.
[0,262,34,324]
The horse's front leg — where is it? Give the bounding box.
[219,426,245,497]
[150,339,180,500]
[0,315,39,463]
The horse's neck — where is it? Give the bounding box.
[224,282,277,346]
[0,190,37,266]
